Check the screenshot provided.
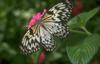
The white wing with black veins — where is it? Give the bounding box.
[20,29,40,54]
[39,26,55,51]
[42,1,72,37]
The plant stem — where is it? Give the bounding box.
[70,29,86,35]
[31,49,43,64]
[81,27,92,35]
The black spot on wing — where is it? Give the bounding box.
[29,29,33,35]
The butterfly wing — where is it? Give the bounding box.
[43,1,72,22]
[39,26,55,51]
[42,1,72,37]
[20,24,55,54]
[43,22,69,37]
[20,25,40,54]
[38,1,72,51]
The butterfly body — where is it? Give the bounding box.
[20,0,72,54]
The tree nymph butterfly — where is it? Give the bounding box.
[20,0,72,54]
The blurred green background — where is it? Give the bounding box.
[0,0,100,64]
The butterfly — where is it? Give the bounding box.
[20,0,72,54]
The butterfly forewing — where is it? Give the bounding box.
[42,1,72,37]
[43,2,72,22]
[20,25,40,54]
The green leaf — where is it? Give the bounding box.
[65,31,87,46]
[66,34,100,64]
[81,7,100,26]
[68,7,100,29]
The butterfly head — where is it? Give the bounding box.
[28,9,47,29]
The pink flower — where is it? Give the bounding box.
[28,9,47,29]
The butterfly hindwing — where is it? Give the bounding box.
[43,22,69,37]
[39,26,55,51]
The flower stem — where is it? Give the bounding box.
[31,49,43,64]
